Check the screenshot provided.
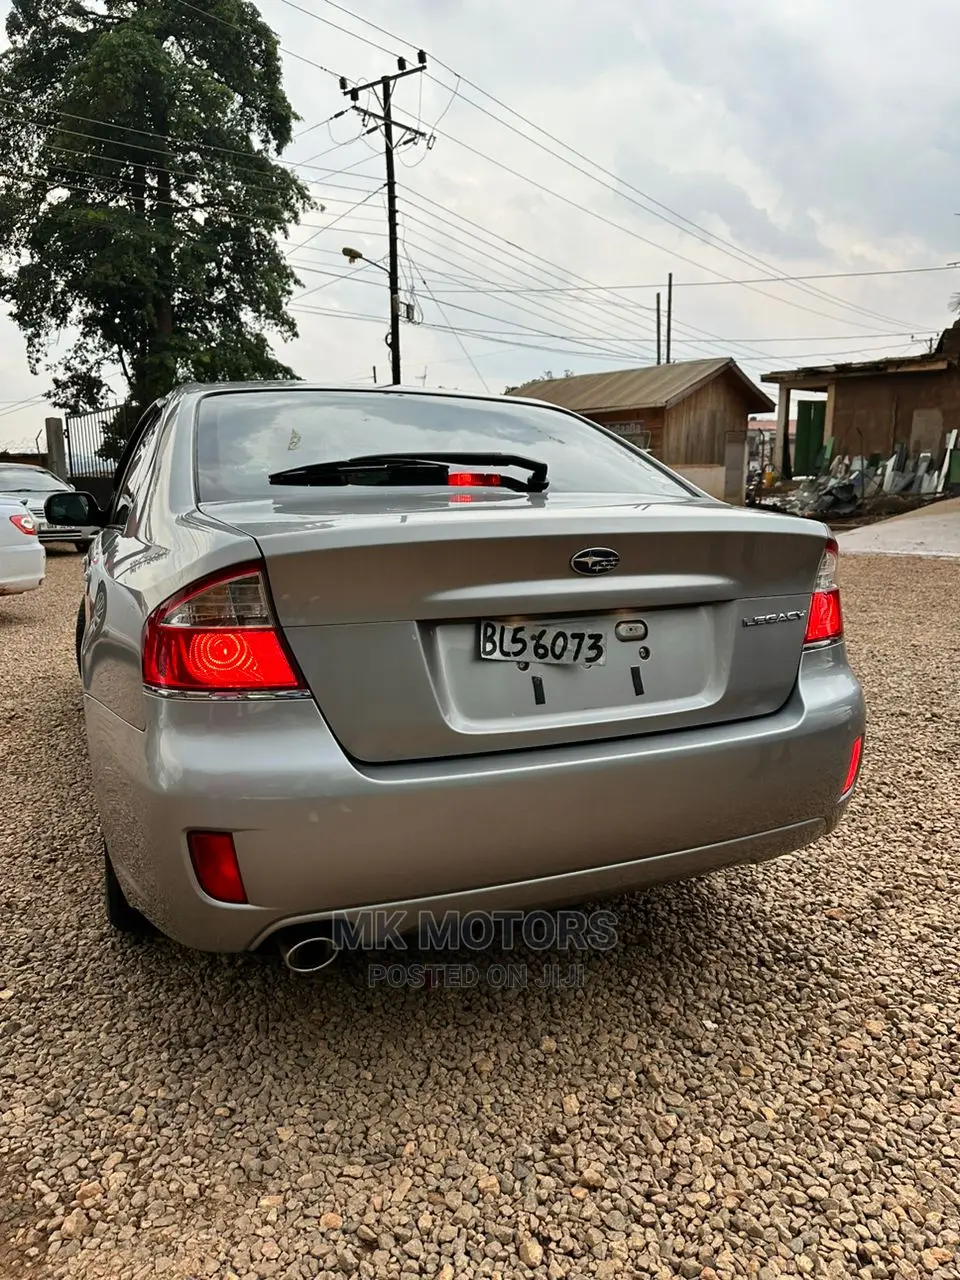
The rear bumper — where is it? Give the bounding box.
[85,645,865,953]
[37,528,86,543]
[0,543,45,595]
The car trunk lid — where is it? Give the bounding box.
[201,492,828,763]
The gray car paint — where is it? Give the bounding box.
[66,383,865,953]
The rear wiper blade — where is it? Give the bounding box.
[268,452,549,493]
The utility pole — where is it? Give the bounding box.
[665,272,673,364]
[342,53,429,385]
[656,293,662,365]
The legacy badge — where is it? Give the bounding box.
[742,609,807,628]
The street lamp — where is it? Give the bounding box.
[341,246,387,273]
[341,248,407,383]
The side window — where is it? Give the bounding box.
[109,409,163,528]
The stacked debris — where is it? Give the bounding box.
[755,428,959,520]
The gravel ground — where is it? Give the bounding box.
[1,550,958,1280]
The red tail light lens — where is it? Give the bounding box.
[9,513,37,536]
[187,831,247,903]
[840,735,863,799]
[447,472,501,487]
[804,538,843,645]
[142,564,304,695]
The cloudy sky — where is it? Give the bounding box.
[1,0,958,448]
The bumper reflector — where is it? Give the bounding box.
[840,736,863,799]
[187,831,247,903]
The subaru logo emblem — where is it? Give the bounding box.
[571,547,620,576]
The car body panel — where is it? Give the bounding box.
[201,494,828,760]
[60,382,865,954]
[0,499,45,595]
[84,643,863,952]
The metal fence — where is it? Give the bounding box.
[64,404,134,481]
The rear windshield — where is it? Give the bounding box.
[195,390,694,502]
[0,466,67,492]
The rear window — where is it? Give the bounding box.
[195,390,694,502]
[0,466,67,492]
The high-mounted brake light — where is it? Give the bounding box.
[142,563,305,695]
[9,513,37,536]
[804,537,843,646]
[447,472,501,487]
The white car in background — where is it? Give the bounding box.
[0,463,99,553]
[0,498,45,596]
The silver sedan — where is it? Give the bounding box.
[46,383,865,970]
[0,463,99,552]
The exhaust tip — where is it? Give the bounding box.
[280,934,339,975]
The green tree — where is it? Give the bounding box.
[0,0,313,426]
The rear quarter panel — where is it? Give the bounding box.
[81,396,260,729]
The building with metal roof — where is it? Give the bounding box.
[508,358,774,502]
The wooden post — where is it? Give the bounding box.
[824,382,836,460]
[724,429,748,504]
[774,386,791,477]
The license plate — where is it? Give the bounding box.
[478,620,606,666]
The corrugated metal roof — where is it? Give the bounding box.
[762,352,950,385]
[508,357,773,414]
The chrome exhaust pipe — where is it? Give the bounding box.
[278,930,339,974]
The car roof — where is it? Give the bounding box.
[169,381,590,425]
[172,381,557,408]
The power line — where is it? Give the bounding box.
[421,83,919,333]
[397,201,936,368]
[424,264,958,295]
[0,97,383,189]
[0,100,385,202]
[175,0,943,341]
[294,108,354,139]
[391,232,656,354]
[21,136,894,373]
[287,302,646,361]
[410,260,491,391]
[276,0,396,58]
[266,0,923,333]
[286,301,919,371]
[396,201,778,365]
[0,394,49,420]
[173,0,345,82]
[286,187,387,264]
[287,249,837,366]
[39,137,381,200]
[5,5,940,378]
[409,119,916,336]
[14,7,941,347]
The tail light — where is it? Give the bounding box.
[804,538,843,646]
[142,563,305,695]
[9,513,37,536]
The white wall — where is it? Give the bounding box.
[673,464,726,501]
